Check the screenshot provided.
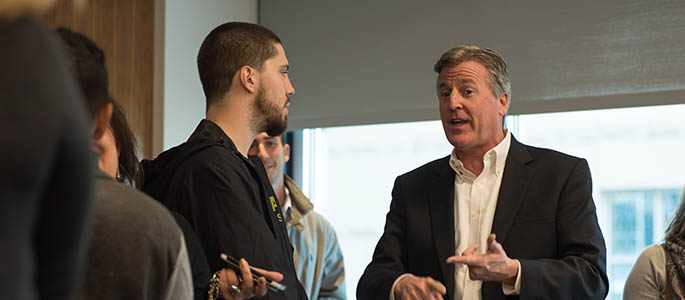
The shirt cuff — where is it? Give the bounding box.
[390,273,412,300]
[502,259,521,295]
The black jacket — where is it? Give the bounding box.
[357,137,608,300]
[140,119,307,300]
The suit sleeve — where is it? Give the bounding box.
[518,159,609,299]
[357,177,408,300]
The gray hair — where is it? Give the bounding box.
[665,188,685,241]
[434,45,511,99]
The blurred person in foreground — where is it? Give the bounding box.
[139,21,305,300]
[624,189,685,299]
[250,133,347,299]
[357,45,608,300]
[0,0,93,299]
[56,27,194,300]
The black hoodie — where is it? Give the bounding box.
[140,119,307,300]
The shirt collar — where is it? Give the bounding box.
[449,130,512,179]
[283,186,292,220]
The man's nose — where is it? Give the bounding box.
[255,144,268,159]
[286,77,295,96]
[448,93,464,112]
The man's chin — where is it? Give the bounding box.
[447,136,473,150]
[265,118,288,137]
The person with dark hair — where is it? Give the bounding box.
[624,189,685,299]
[140,22,305,300]
[357,45,608,300]
[107,100,139,185]
[55,27,194,300]
[105,97,232,300]
[0,3,93,299]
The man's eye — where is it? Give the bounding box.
[464,89,474,95]
[440,91,450,98]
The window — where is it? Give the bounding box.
[603,189,681,298]
[299,104,685,299]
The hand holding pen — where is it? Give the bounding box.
[217,255,284,300]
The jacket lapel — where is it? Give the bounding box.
[428,156,456,299]
[491,137,534,243]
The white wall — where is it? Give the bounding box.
[162,0,258,150]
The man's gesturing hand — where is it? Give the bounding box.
[393,274,446,300]
[446,234,518,284]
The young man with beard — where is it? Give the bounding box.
[140,22,307,300]
[249,133,347,300]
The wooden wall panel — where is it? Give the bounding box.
[44,0,156,159]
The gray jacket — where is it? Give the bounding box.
[79,170,193,300]
[284,175,347,300]
[624,244,684,300]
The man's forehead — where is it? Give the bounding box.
[255,133,280,142]
[438,61,486,82]
[266,43,289,67]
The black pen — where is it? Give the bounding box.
[219,253,287,292]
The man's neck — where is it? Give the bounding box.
[206,102,255,157]
[273,176,286,207]
[456,130,507,176]
[456,150,488,176]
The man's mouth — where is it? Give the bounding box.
[451,118,469,125]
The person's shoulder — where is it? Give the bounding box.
[173,142,246,181]
[184,143,239,168]
[519,142,582,162]
[398,155,451,181]
[637,244,667,265]
[95,176,180,234]
[516,141,586,171]
[304,210,344,252]
[624,244,667,298]
[306,210,336,232]
[628,244,666,279]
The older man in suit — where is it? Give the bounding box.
[357,45,608,300]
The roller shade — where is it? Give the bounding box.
[261,0,685,129]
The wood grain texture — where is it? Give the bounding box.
[44,0,156,159]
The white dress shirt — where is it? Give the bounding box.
[450,130,521,300]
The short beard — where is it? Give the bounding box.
[251,87,288,136]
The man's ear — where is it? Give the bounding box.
[498,93,509,116]
[92,102,113,141]
[237,65,259,94]
[283,143,291,163]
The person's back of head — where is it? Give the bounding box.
[56,27,114,152]
[197,21,282,110]
[55,27,111,120]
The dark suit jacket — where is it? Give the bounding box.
[357,137,608,300]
